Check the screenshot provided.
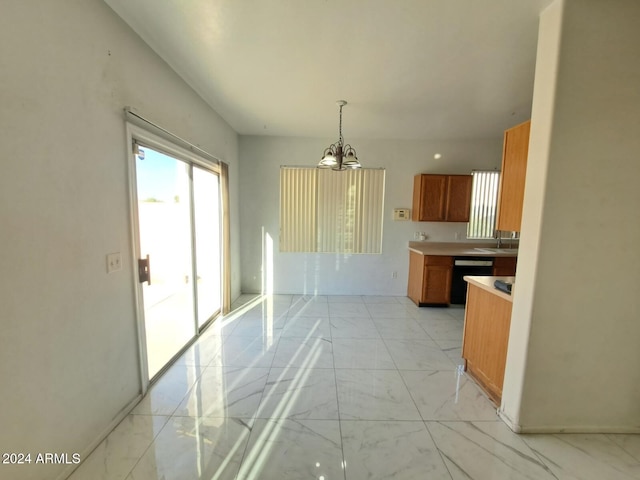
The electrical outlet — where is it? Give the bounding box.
[106,252,122,273]
[392,271,398,279]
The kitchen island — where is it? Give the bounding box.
[462,275,515,405]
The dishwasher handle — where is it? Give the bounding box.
[454,259,493,267]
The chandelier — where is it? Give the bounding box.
[318,100,361,170]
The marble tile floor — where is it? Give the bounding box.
[68,294,640,480]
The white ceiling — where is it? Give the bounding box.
[104,0,553,140]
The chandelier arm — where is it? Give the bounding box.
[343,144,358,156]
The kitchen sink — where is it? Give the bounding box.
[474,247,519,254]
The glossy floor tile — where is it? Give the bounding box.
[335,369,422,421]
[258,367,339,420]
[128,416,251,480]
[69,294,640,480]
[131,364,204,416]
[280,315,331,339]
[521,433,640,479]
[384,337,457,370]
[341,420,451,479]
[271,336,335,368]
[174,366,269,419]
[332,337,396,369]
[237,419,344,480]
[427,421,557,480]
[69,415,169,480]
[401,368,499,421]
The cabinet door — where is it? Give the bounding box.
[492,256,517,276]
[423,266,452,304]
[496,121,530,232]
[445,175,472,222]
[423,256,453,304]
[462,284,512,404]
[407,251,426,305]
[412,175,447,221]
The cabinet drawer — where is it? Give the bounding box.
[424,255,453,266]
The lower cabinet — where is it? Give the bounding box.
[462,282,512,405]
[492,256,517,276]
[408,252,453,306]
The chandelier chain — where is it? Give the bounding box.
[338,104,344,145]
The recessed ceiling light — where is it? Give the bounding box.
[434,153,442,159]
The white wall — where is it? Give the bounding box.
[239,135,504,295]
[502,0,640,432]
[0,2,239,479]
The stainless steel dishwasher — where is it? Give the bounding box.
[450,257,494,304]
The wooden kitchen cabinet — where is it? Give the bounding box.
[492,256,517,276]
[462,279,513,405]
[408,251,453,305]
[496,120,530,232]
[412,174,472,222]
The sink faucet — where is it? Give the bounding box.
[495,231,503,248]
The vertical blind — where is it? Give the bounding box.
[467,170,500,239]
[279,167,317,252]
[280,167,385,253]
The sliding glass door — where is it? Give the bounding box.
[193,166,221,328]
[134,143,222,379]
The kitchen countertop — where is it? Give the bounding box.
[464,275,516,302]
[408,241,518,257]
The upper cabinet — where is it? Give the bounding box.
[412,174,472,222]
[496,120,530,232]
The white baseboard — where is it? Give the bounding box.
[498,409,522,433]
[498,408,640,434]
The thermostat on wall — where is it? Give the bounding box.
[393,208,410,221]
